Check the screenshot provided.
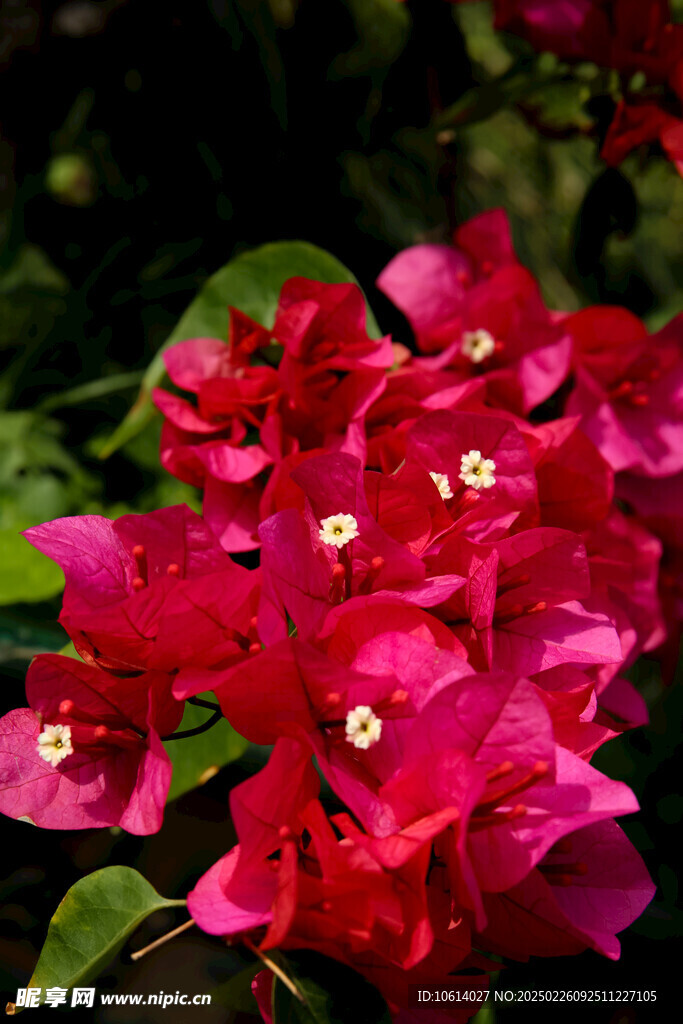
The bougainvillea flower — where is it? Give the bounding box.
[416,265,572,412]
[154,331,276,496]
[446,5,683,175]
[584,507,665,659]
[323,600,466,664]
[601,99,683,175]
[352,881,491,1021]
[566,306,683,478]
[363,464,455,557]
[23,505,260,674]
[430,526,621,676]
[379,228,571,412]
[386,673,639,923]
[531,666,618,759]
[521,417,613,533]
[377,209,519,356]
[194,632,471,835]
[490,0,613,63]
[477,818,655,961]
[154,280,394,552]
[488,0,682,78]
[364,369,485,473]
[323,631,474,832]
[0,654,180,833]
[406,409,539,533]
[256,454,467,644]
[618,468,683,671]
[201,638,411,747]
[188,739,434,971]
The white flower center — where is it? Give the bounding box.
[459,450,496,490]
[345,705,382,749]
[319,513,359,549]
[37,723,73,768]
[429,471,453,500]
[461,328,495,364]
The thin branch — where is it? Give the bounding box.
[130,916,194,962]
[188,695,221,712]
[162,708,223,741]
[242,937,304,1002]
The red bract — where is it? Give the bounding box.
[585,507,665,662]
[429,527,622,676]
[188,740,434,971]
[376,209,518,356]
[384,672,639,927]
[378,214,570,413]
[521,417,613,532]
[23,505,260,677]
[364,372,484,474]
[405,409,539,534]
[0,654,180,833]
[566,307,683,477]
[255,453,467,645]
[197,632,472,835]
[618,469,683,672]
[153,278,393,551]
[489,1,682,78]
[477,818,655,960]
[490,1,613,62]
[415,265,572,414]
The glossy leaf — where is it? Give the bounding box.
[8,867,185,1013]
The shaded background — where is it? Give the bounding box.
[1,1,681,1020]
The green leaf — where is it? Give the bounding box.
[100,241,381,457]
[0,530,64,605]
[9,867,185,1013]
[163,694,249,802]
[271,953,392,1024]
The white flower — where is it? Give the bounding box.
[429,471,453,500]
[345,706,382,749]
[37,724,73,768]
[319,513,359,548]
[459,450,496,490]
[461,328,495,364]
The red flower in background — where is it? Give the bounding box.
[450,1,683,176]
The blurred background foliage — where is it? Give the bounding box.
[0,0,681,1020]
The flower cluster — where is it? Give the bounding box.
[1,208,676,1020]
